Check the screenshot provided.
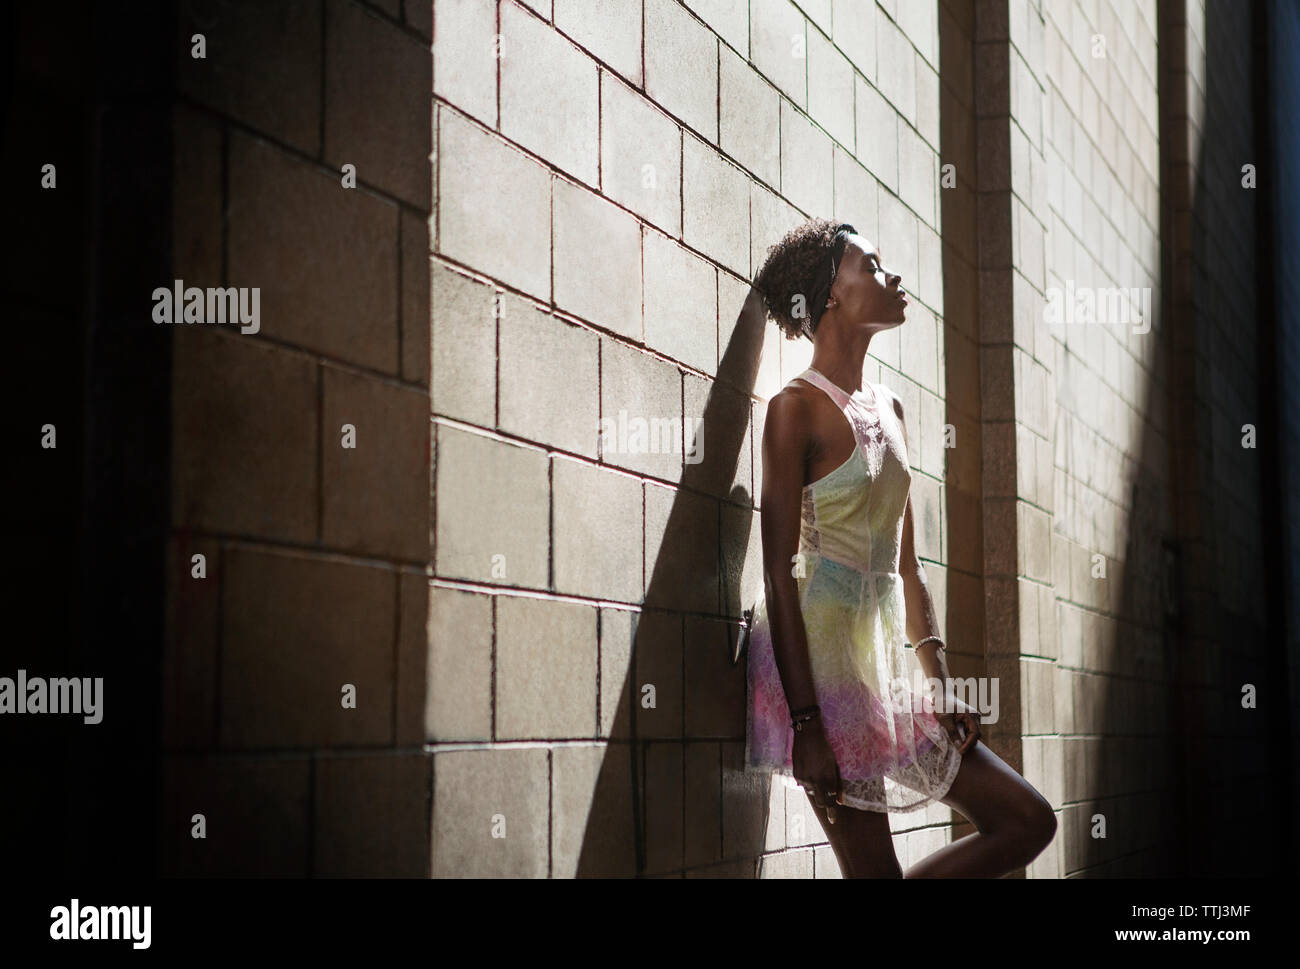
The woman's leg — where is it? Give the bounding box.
[805,795,903,878]
[903,739,1057,878]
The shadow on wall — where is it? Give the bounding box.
[985,0,1288,879]
[1087,0,1293,878]
[936,0,1289,878]
[1058,0,1287,878]
[573,284,775,876]
[1063,2,1181,881]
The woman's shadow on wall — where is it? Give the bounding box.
[573,283,788,876]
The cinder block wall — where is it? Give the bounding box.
[161,0,435,876]
[1026,0,1276,877]
[1164,0,1276,875]
[1028,0,1166,877]
[429,0,949,877]
[153,0,1286,879]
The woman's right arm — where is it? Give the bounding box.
[759,390,819,714]
[760,390,844,816]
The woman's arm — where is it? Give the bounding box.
[759,390,820,713]
[901,501,950,682]
[892,389,980,752]
[762,388,847,813]
[891,392,951,683]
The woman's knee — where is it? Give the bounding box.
[1015,792,1057,852]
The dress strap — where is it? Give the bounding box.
[794,367,879,417]
[793,367,852,410]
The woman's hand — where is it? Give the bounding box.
[792,716,844,823]
[934,690,981,755]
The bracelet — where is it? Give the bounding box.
[914,635,946,653]
[790,704,821,732]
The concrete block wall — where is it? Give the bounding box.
[1030,0,1166,878]
[932,0,988,863]
[1011,0,1274,877]
[162,0,435,876]
[150,0,1288,878]
[1161,0,1275,875]
[429,0,953,876]
[940,0,1281,879]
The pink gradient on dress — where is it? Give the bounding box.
[747,616,940,779]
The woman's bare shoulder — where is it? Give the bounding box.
[763,380,817,431]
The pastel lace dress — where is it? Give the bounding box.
[744,366,963,813]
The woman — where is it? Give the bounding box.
[744,218,1056,878]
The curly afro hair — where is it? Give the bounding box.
[752,217,841,341]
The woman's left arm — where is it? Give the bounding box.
[890,390,949,683]
[900,504,949,682]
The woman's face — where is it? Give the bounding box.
[826,234,908,329]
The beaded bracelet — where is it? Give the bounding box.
[790,704,821,732]
[914,635,946,652]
